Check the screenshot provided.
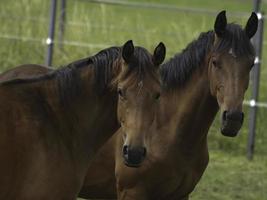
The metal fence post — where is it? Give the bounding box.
[247,0,264,160]
[59,0,66,49]
[45,0,57,66]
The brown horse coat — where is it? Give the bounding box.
[0,47,121,199]
[0,41,163,199]
[78,11,258,200]
[0,64,53,82]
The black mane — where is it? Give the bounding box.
[160,31,214,89]
[161,23,255,89]
[0,46,121,105]
[88,46,121,92]
[53,46,121,104]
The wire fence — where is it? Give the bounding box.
[1,37,267,109]
[81,0,265,18]
[1,12,267,45]
[0,0,266,107]
[0,0,266,156]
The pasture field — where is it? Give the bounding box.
[0,0,266,199]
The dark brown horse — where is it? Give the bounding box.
[115,42,166,168]
[78,41,166,198]
[78,11,258,199]
[0,40,162,199]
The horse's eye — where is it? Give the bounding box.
[118,88,125,99]
[118,88,123,96]
[154,93,161,100]
[212,60,217,67]
[212,59,221,69]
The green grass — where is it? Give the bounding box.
[191,151,267,200]
[0,0,267,199]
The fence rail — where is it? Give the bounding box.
[82,0,265,18]
[1,35,267,109]
[0,34,114,49]
[0,0,265,158]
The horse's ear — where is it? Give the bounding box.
[244,12,258,39]
[153,42,166,66]
[214,10,227,37]
[122,40,134,63]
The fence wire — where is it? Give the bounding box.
[82,0,263,19]
[0,0,266,109]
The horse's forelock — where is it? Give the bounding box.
[214,23,255,57]
[115,47,158,89]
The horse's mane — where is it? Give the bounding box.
[55,46,121,105]
[88,46,121,92]
[1,46,120,87]
[161,23,255,90]
[0,46,121,106]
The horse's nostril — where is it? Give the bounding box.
[227,111,244,122]
[123,145,128,155]
[222,111,227,121]
[240,112,244,124]
[123,146,146,167]
[143,147,147,157]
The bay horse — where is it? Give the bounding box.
[115,42,166,168]
[78,41,166,198]
[0,40,163,199]
[78,11,258,199]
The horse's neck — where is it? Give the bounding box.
[159,65,218,154]
[37,65,118,161]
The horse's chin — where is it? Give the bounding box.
[221,120,242,137]
[124,160,142,168]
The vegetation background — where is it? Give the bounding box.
[0,0,266,199]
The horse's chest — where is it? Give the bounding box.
[146,153,208,199]
[147,168,198,199]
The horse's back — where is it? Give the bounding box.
[0,64,53,83]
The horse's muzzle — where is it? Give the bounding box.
[221,110,244,137]
[122,145,146,168]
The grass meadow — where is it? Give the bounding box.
[0,0,266,199]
